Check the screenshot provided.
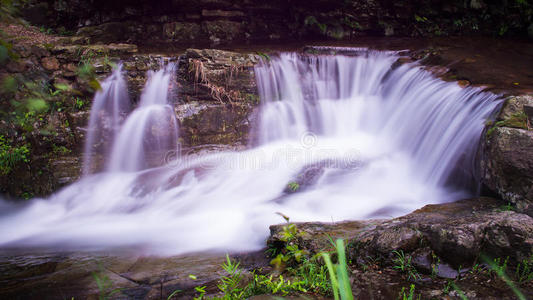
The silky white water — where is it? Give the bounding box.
[0,49,501,255]
[82,64,130,174]
[107,64,179,172]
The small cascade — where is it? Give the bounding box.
[82,64,130,175]
[254,52,501,191]
[107,64,179,172]
[0,49,502,255]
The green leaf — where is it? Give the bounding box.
[54,83,70,91]
[1,75,16,94]
[0,45,8,65]
[25,98,48,112]
[89,79,102,91]
[321,252,339,300]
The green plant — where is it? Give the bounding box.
[193,285,207,300]
[304,16,327,35]
[515,253,533,284]
[52,144,71,155]
[496,202,516,212]
[92,271,122,300]
[487,112,529,137]
[103,55,118,69]
[74,97,86,110]
[287,182,300,192]
[217,255,246,299]
[77,56,101,92]
[0,135,29,175]
[399,284,420,300]
[321,239,354,300]
[270,221,307,271]
[443,280,452,294]
[431,253,440,278]
[450,282,468,300]
[244,273,307,297]
[166,289,181,300]
[483,255,526,300]
[39,26,53,35]
[469,263,485,275]
[292,258,331,294]
[256,51,270,62]
[392,250,420,281]
[490,256,509,275]
[414,15,429,23]
[0,0,28,22]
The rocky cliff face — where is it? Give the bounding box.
[21,0,533,46]
[176,48,260,147]
[0,23,262,198]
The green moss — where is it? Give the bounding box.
[501,112,528,129]
[486,112,529,137]
[244,93,260,104]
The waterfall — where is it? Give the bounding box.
[254,51,501,190]
[82,64,130,174]
[83,63,179,173]
[0,49,501,255]
[107,64,179,172]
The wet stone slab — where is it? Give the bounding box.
[0,250,269,300]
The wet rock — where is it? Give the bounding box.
[435,263,459,279]
[482,128,533,210]
[162,22,203,42]
[269,220,379,255]
[269,198,533,268]
[51,43,137,62]
[481,95,533,210]
[50,156,82,185]
[174,48,260,146]
[497,95,533,122]
[121,54,175,100]
[524,105,533,123]
[76,22,141,44]
[0,251,269,300]
[30,45,50,58]
[179,103,253,147]
[5,61,26,73]
[201,9,246,18]
[41,56,60,71]
[177,48,260,104]
[203,20,245,44]
[282,164,326,194]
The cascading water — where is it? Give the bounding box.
[82,64,130,174]
[0,49,501,255]
[107,64,179,172]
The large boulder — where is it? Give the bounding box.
[481,95,533,210]
[269,198,533,267]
